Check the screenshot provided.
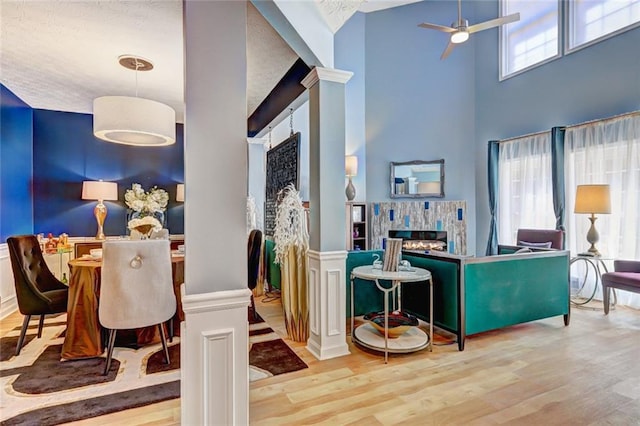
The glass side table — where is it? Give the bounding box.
[570,254,616,307]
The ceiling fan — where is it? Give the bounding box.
[418,0,520,60]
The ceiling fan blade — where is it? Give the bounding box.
[418,22,456,33]
[440,42,455,60]
[468,12,520,33]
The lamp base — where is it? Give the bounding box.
[585,214,601,257]
[345,177,356,201]
[94,202,107,240]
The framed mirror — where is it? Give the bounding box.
[390,159,444,198]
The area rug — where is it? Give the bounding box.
[0,311,306,425]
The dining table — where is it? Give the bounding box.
[61,251,184,360]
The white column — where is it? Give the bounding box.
[306,250,350,359]
[302,67,353,360]
[182,1,249,424]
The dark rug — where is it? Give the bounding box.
[1,381,180,426]
[1,309,306,424]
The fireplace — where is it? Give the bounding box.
[387,230,447,251]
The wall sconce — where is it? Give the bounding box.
[345,155,358,201]
[574,184,611,256]
[176,184,185,202]
[82,180,118,240]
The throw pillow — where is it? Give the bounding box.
[514,247,533,254]
[518,240,552,249]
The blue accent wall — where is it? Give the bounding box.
[32,109,184,237]
[354,1,478,251]
[473,1,640,254]
[1,84,34,242]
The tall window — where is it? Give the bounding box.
[565,113,640,308]
[567,0,640,51]
[498,132,556,245]
[500,0,560,79]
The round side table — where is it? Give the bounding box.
[570,255,616,307]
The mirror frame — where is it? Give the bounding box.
[390,159,445,198]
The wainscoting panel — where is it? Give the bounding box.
[369,201,467,255]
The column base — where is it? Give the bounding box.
[306,250,350,360]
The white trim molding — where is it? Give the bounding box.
[306,249,350,360]
[181,286,251,425]
[302,67,353,88]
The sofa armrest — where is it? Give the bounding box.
[614,260,640,273]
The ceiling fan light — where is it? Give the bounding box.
[450,30,469,44]
[93,96,176,146]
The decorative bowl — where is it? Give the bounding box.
[89,249,102,259]
[363,310,419,339]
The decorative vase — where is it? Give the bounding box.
[127,210,166,234]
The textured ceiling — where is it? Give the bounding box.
[0,0,422,125]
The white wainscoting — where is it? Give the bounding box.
[0,244,18,319]
[180,286,251,425]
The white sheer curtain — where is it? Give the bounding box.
[565,112,640,308]
[498,132,556,245]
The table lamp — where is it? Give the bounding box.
[176,183,185,202]
[345,155,358,201]
[82,180,118,240]
[574,184,610,256]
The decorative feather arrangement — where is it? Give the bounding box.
[273,184,309,265]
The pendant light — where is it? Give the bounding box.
[93,55,176,146]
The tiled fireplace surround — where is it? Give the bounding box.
[369,201,467,255]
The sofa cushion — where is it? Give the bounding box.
[518,240,552,249]
[602,272,640,289]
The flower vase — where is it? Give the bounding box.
[127,210,166,235]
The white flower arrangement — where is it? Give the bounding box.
[273,184,309,265]
[124,183,169,214]
[127,215,162,235]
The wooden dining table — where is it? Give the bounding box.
[61,252,184,360]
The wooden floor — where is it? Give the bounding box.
[2,296,639,425]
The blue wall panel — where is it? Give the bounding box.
[473,0,640,254]
[1,84,33,241]
[32,109,184,237]
[362,0,478,252]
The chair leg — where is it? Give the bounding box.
[15,315,32,356]
[603,286,610,315]
[103,329,117,376]
[37,315,45,338]
[168,318,174,343]
[158,323,170,365]
[251,293,257,321]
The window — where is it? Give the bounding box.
[497,133,556,245]
[500,0,560,79]
[567,0,640,51]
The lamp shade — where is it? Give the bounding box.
[82,181,118,201]
[345,155,358,177]
[574,184,611,214]
[176,184,185,202]
[93,96,176,146]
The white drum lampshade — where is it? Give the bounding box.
[93,96,176,146]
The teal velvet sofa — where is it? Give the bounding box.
[399,247,570,350]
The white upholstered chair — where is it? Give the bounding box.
[98,239,176,375]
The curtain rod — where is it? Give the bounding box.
[564,109,640,130]
[497,129,550,144]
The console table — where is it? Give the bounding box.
[350,265,433,363]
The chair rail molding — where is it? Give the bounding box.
[306,249,350,360]
[180,285,251,425]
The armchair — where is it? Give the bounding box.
[6,235,69,356]
[601,260,640,314]
[516,228,564,249]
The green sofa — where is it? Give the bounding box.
[399,247,570,350]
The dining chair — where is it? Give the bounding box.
[98,239,176,375]
[248,229,263,320]
[6,235,69,356]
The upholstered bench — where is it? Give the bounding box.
[602,260,640,314]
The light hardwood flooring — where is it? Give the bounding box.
[2,296,639,425]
